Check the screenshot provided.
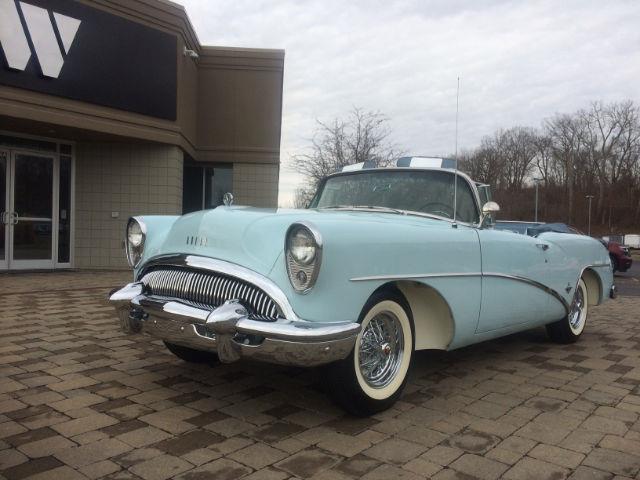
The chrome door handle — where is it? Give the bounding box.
[536,243,549,251]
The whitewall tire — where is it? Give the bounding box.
[546,279,588,343]
[326,289,414,416]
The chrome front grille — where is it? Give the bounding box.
[140,267,280,320]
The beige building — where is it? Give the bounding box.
[0,0,283,270]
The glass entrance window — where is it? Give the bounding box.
[204,165,233,209]
[58,156,72,263]
[182,163,233,214]
[183,165,204,214]
[13,154,53,261]
[0,137,74,271]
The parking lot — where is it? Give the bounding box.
[1,268,640,480]
[616,259,640,298]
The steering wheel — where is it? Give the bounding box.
[418,202,454,218]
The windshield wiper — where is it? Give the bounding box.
[319,205,405,215]
[318,205,452,222]
[401,210,449,221]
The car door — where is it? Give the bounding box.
[476,228,559,333]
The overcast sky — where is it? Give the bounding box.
[180,0,640,206]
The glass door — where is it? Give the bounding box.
[0,150,8,270]
[8,152,55,269]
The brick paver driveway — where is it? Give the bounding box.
[1,271,640,480]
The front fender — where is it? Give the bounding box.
[267,222,482,342]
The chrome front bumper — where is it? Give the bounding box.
[109,282,360,367]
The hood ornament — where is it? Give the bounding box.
[223,192,234,207]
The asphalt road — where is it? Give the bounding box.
[615,254,640,297]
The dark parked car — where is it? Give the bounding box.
[601,240,633,273]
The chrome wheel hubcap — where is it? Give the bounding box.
[569,287,585,330]
[358,312,404,388]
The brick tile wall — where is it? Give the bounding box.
[233,163,279,208]
[74,143,184,269]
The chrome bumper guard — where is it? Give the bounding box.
[109,282,360,367]
[610,284,617,299]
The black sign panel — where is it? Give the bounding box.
[0,0,177,121]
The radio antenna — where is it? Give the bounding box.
[453,76,460,227]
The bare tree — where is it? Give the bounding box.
[458,138,504,188]
[545,113,583,223]
[292,108,402,196]
[458,100,640,232]
[499,127,539,191]
[573,101,640,225]
[533,134,554,185]
[293,186,314,209]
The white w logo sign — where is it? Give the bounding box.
[0,0,81,78]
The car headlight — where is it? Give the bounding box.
[285,222,322,293]
[126,217,146,267]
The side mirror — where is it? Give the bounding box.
[482,201,500,215]
[480,201,500,228]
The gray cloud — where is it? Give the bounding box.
[180,0,640,205]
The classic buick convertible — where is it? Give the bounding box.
[109,157,615,415]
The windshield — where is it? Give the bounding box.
[310,170,479,223]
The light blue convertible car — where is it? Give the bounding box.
[110,157,615,415]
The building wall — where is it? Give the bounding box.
[0,3,284,164]
[233,163,280,207]
[0,0,283,272]
[196,48,284,166]
[75,143,184,269]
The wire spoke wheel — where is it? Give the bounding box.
[326,291,413,416]
[358,312,404,389]
[568,285,585,332]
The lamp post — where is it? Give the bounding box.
[534,178,542,222]
[586,195,595,236]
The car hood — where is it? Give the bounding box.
[153,206,446,276]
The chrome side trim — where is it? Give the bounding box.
[484,273,570,313]
[350,271,571,313]
[350,272,481,282]
[138,255,298,321]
